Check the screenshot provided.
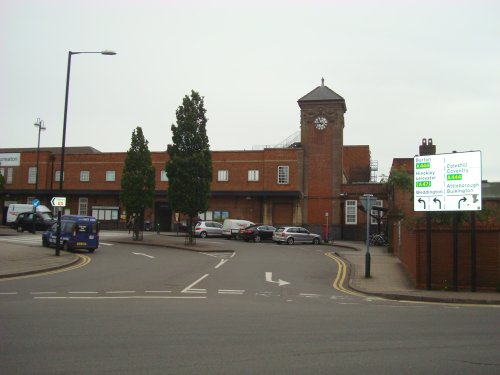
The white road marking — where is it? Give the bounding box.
[68,291,99,294]
[105,291,136,294]
[132,252,155,259]
[182,273,209,294]
[218,289,245,295]
[265,272,290,286]
[144,290,172,293]
[300,293,320,298]
[34,296,207,300]
[0,292,18,295]
[30,291,57,295]
[214,259,229,269]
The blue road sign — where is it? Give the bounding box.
[32,199,40,208]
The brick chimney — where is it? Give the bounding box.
[419,138,436,156]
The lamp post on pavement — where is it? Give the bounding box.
[34,118,46,195]
[55,50,116,256]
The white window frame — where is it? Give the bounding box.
[371,200,383,225]
[80,170,90,182]
[106,170,116,182]
[160,170,169,182]
[28,167,37,184]
[7,168,13,184]
[78,197,88,216]
[218,170,229,182]
[345,200,358,225]
[248,170,259,182]
[55,170,64,182]
[277,166,289,185]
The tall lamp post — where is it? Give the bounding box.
[55,50,116,256]
[34,118,46,195]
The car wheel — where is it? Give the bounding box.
[63,242,71,252]
[254,235,261,243]
[200,231,207,239]
[88,249,95,253]
[286,237,294,245]
[313,238,320,245]
[42,238,49,247]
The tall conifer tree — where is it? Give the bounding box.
[121,126,155,238]
[166,90,212,244]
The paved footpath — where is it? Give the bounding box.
[1,227,499,305]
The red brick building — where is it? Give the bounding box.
[1,81,387,239]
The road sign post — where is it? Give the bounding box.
[360,194,377,278]
[51,197,66,256]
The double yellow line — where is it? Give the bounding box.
[0,254,91,281]
[325,252,365,297]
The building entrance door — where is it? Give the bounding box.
[154,202,172,232]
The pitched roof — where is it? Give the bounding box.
[298,79,346,110]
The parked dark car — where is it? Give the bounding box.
[12,211,56,233]
[239,224,276,242]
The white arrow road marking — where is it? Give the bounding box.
[182,273,209,294]
[132,252,155,259]
[265,272,290,286]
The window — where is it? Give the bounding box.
[371,200,383,225]
[160,170,169,182]
[7,168,13,184]
[277,166,289,184]
[248,170,259,182]
[79,198,88,216]
[80,171,90,182]
[27,196,35,204]
[28,167,37,184]
[0,168,3,177]
[218,170,229,182]
[55,170,64,182]
[345,200,357,224]
[92,206,119,221]
[106,170,116,182]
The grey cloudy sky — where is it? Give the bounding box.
[1,0,499,181]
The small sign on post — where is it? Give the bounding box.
[51,197,66,207]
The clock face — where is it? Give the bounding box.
[314,116,328,130]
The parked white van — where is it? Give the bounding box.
[6,204,53,225]
[222,219,254,239]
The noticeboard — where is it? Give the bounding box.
[414,151,482,212]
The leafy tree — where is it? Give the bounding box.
[120,127,156,239]
[166,90,212,244]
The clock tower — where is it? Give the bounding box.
[298,78,346,231]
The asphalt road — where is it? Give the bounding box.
[1,235,499,374]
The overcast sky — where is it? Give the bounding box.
[1,0,499,181]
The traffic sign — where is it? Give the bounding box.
[51,197,66,207]
[32,199,40,208]
[414,151,482,212]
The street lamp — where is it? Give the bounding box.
[56,50,116,256]
[59,50,117,192]
[34,118,46,195]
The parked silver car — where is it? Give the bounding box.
[272,226,321,245]
[194,221,223,238]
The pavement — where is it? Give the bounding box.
[1,226,499,305]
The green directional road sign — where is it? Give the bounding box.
[414,151,482,212]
